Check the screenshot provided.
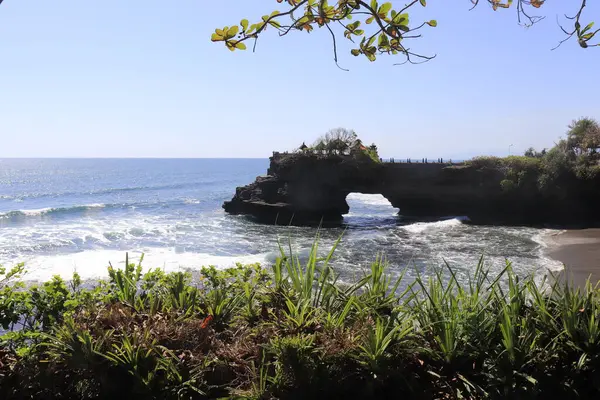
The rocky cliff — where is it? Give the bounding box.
[223,153,600,227]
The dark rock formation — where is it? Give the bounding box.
[223,153,600,227]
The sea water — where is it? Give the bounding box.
[0,158,563,283]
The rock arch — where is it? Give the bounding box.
[223,152,598,226]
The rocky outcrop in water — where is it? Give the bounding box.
[223,152,600,227]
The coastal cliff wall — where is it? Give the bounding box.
[223,153,600,226]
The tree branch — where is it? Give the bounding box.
[326,23,349,71]
[207,0,595,68]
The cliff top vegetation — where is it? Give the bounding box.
[466,117,600,194]
[292,127,381,162]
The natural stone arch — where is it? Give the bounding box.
[223,152,598,227]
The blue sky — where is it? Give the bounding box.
[1,0,598,159]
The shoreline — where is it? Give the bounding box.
[542,229,600,289]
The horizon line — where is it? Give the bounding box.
[0,156,271,160]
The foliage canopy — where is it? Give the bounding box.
[467,117,600,194]
[212,0,598,67]
[299,127,380,161]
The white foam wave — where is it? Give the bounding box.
[537,256,565,273]
[184,198,201,204]
[0,203,106,218]
[402,217,469,234]
[19,207,54,216]
[531,229,565,273]
[346,193,396,207]
[15,248,271,282]
[531,229,566,249]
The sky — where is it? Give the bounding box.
[0,1,599,159]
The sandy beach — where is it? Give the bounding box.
[544,229,600,289]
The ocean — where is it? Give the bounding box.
[0,158,563,283]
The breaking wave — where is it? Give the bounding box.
[402,216,470,234]
[0,204,107,218]
[0,182,201,201]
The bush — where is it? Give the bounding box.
[467,156,503,169]
[502,155,542,171]
[500,179,516,191]
[468,155,541,173]
[1,245,600,399]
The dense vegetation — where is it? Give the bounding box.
[1,240,600,399]
[297,127,381,162]
[466,117,600,195]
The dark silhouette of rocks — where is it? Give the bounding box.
[223,152,600,227]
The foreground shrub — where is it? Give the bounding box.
[1,244,599,399]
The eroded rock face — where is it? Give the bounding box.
[223,153,383,224]
[223,153,600,227]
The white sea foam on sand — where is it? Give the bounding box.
[531,229,566,273]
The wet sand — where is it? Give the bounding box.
[545,229,600,288]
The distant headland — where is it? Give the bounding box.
[224,125,600,227]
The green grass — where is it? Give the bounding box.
[1,241,600,399]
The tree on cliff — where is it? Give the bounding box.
[314,140,327,154]
[211,0,597,67]
[566,117,600,159]
[524,147,546,158]
[315,127,358,155]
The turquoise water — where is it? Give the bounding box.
[0,158,561,282]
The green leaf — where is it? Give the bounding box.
[378,2,392,15]
[297,16,311,25]
[211,33,223,42]
[366,16,375,24]
[351,49,361,56]
[370,0,378,11]
[226,25,239,39]
[378,34,389,47]
[420,0,427,6]
[392,13,408,25]
[427,19,437,27]
[582,32,595,40]
[235,42,247,50]
[240,19,249,31]
[582,22,594,33]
